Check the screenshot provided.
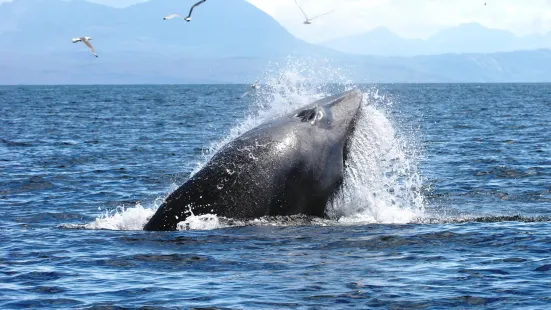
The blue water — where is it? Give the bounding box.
[1,82,551,309]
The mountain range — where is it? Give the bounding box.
[321,23,551,56]
[0,0,337,58]
[1,0,551,84]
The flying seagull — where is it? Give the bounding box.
[163,13,183,20]
[185,0,207,22]
[293,0,333,24]
[239,80,259,99]
[72,37,98,57]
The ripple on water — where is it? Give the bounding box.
[4,299,83,308]
[6,271,72,285]
[26,285,68,294]
[534,264,551,272]
[97,253,209,269]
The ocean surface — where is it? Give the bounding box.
[1,79,551,308]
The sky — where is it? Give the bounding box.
[249,0,551,42]
[2,0,551,42]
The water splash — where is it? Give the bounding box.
[82,57,425,231]
[327,90,426,224]
[82,203,155,230]
[176,214,226,231]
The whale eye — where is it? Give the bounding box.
[295,108,317,122]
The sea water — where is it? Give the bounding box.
[1,62,551,308]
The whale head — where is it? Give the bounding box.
[292,89,362,140]
[287,89,363,172]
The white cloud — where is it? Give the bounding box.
[2,0,551,42]
[249,0,551,42]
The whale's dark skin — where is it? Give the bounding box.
[143,90,363,231]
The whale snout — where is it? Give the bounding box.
[322,89,363,131]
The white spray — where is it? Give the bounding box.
[327,88,425,224]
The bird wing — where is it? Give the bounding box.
[82,39,97,55]
[164,14,182,19]
[293,0,309,20]
[187,0,207,18]
[310,10,334,20]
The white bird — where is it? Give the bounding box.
[251,80,259,89]
[163,13,183,20]
[293,0,333,24]
[239,80,259,99]
[72,37,98,57]
[185,0,207,22]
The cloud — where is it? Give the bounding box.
[2,0,551,42]
[249,0,551,42]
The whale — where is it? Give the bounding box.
[143,90,363,231]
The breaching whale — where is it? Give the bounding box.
[143,90,363,231]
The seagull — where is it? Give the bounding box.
[72,37,98,57]
[185,0,207,22]
[293,0,333,24]
[163,13,183,20]
[239,80,259,99]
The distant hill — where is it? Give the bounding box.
[321,23,550,56]
[3,48,551,84]
[320,27,424,57]
[0,0,339,58]
[347,49,551,83]
[1,0,551,84]
[0,0,342,83]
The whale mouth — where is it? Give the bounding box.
[342,98,363,166]
[324,98,362,219]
